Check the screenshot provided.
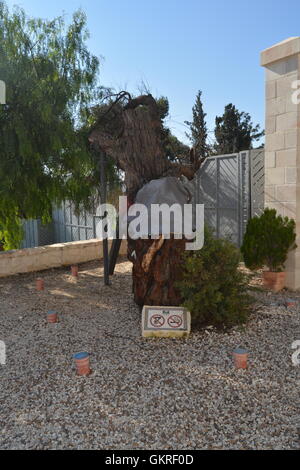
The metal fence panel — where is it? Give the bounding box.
[51,201,114,244]
[21,219,53,248]
[250,149,265,218]
[52,202,99,243]
[196,150,263,246]
[239,151,251,241]
[21,219,39,248]
[197,153,240,245]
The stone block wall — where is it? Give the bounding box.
[261,37,300,288]
[0,239,128,277]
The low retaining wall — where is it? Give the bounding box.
[0,239,128,277]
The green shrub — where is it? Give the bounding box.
[0,218,23,250]
[241,208,296,272]
[177,229,251,330]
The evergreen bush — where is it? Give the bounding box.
[177,229,251,329]
[241,208,296,272]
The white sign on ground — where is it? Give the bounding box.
[142,306,191,338]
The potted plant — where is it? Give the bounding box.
[241,208,297,292]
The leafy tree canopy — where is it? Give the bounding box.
[214,103,264,155]
[0,2,119,249]
[156,96,190,164]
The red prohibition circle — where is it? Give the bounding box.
[167,315,183,328]
[150,314,165,328]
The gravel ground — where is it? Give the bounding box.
[0,258,299,450]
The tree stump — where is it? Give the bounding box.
[128,237,186,306]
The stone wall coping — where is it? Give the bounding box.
[261,37,300,66]
[0,238,127,277]
[0,238,102,259]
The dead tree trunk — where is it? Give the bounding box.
[128,237,187,306]
[89,92,201,306]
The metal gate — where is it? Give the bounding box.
[22,203,102,248]
[195,150,264,246]
[249,149,265,218]
[52,202,101,243]
[21,219,54,248]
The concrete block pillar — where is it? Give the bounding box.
[261,37,300,289]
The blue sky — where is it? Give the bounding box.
[6,0,300,145]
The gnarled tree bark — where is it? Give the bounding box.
[89,92,201,306]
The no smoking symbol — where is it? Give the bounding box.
[150,314,165,328]
[167,315,183,328]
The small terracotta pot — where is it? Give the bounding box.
[36,278,44,291]
[74,352,91,376]
[233,348,248,369]
[263,271,286,292]
[71,265,78,277]
[47,310,58,323]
